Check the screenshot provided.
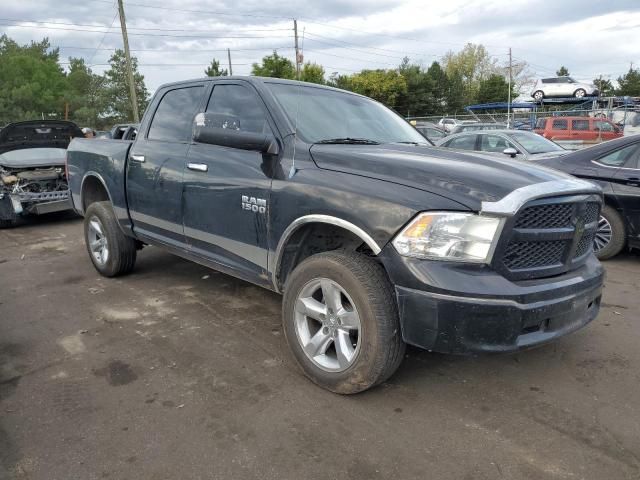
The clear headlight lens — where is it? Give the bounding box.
[392,212,503,262]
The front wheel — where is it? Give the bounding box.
[593,205,625,260]
[533,90,544,101]
[83,201,137,276]
[574,88,587,98]
[282,251,405,394]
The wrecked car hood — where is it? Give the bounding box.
[0,120,84,157]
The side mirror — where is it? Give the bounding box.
[192,112,279,155]
[503,147,518,158]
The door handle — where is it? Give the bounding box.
[187,163,208,172]
[130,154,145,162]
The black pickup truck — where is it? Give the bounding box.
[67,77,604,394]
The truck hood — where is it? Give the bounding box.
[309,144,572,210]
[0,120,84,156]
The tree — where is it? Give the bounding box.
[477,74,513,103]
[102,49,149,123]
[0,35,68,123]
[204,58,227,77]
[251,51,295,79]
[347,69,407,107]
[442,43,499,106]
[593,76,614,97]
[66,57,107,127]
[616,67,640,96]
[556,66,570,76]
[300,62,325,84]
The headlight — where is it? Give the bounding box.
[392,212,503,263]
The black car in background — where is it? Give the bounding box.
[534,135,640,259]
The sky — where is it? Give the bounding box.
[2,0,639,94]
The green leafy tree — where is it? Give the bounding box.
[346,69,407,107]
[0,35,68,123]
[102,49,149,123]
[204,58,227,77]
[444,69,465,114]
[616,68,640,96]
[443,43,499,106]
[251,51,295,79]
[593,76,614,97]
[66,57,107,127]
[556,66,570,76]
[300,62,325,84]
[477,74,513,103]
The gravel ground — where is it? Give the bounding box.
[1,212,639,480]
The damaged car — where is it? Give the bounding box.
[0,120,83,228]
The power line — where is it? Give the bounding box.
[59,46,295,52]
[87,7,119,66]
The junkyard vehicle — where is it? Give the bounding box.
[534,135,640,259]
[437,118,477,132]
[535,116,623,145]
[531,77,599,100]
[67,77,604,394]
[0,120,83,228]
[437,130,567,161]
[110,123,138,140]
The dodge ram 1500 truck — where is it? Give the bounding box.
[67,77,604,394]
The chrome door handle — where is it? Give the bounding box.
[187,163,208,172]
[130,154,145,162]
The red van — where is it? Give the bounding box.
[535,116,623,143]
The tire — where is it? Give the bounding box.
[533,90,544,101]
[594,205,625,260]
[282,250,405,394]
[83,201,137,277]
[574,89,587,99]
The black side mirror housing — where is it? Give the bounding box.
[192,112,279,155]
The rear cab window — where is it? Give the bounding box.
[148,86,205,142]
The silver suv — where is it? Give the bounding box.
[531,77,599,100]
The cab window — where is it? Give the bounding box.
[552,119,568,130]
[596,144,640,167]
[479,134,516,153]
[444,135,476,150]
[206,84,270,134]
[148,86,205,142]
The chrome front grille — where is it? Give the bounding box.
[496,196,601,280]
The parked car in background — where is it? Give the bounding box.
[414,122,445,143]
[95,130,111,139]
[0,120,83,228]
[436,130,567,161]
[448,122,507,134]
[533,135,640,259]
[531,77,599,100]
[110,123,138,140]
[535,116,623,147]
[438,118,477,132]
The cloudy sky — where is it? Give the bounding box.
[2,0,639,93]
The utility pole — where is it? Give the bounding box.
[293,19,301,80]
[117,0,140,122]
[227,48,233,76]
[507,47,512,127]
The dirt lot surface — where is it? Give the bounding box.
[1,213,639,480]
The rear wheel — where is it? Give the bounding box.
[83,201,137,276]
[282,250,405,394]
[533,90,544,101]
[574,88,587,98]
[594,205,625,260]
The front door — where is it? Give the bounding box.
[126,84,206,246]
[612,145,640,242]
[183,81,276,284]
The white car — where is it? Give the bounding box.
[437,118,477,132]
[531,77,599,101]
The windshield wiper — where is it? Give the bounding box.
[394,141,428,146]
[315,137,380,145]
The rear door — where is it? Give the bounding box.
[126,83,206,246]
[612,145,640,241]
[571,118,592,141]
[548,118,569,140]
[594,120,619,141]
[182,81,276,284]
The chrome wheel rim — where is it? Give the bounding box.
[294,278,361,372]
[593,215,612,252]
[88,216,109,265]
[575,90,585,98]
[534,91,543,100]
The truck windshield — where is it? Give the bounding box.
[268,83,429,145]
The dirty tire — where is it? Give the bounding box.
[282,250,405,394]
[595,205,625,260]
[83,201,136,277]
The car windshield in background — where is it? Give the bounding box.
[268,83,428,145]
[508,132,564,154]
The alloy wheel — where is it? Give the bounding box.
[294,278,361,372]
[88,216,109,265]
[593,215,612,253]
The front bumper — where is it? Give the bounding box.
[0,190,71,219]
[382,248,604,354]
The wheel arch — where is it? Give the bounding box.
[80,172,112,213]
[271,215,383,293]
